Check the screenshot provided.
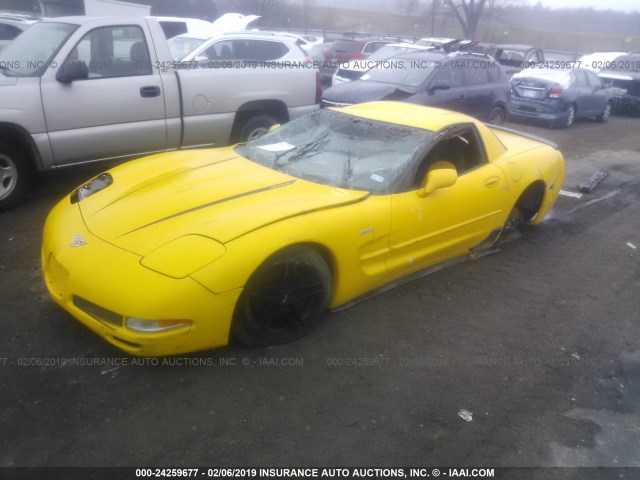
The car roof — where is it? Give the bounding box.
[335,101,475,132]
[496,44,535,51]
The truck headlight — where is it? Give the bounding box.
[71,173,113,203]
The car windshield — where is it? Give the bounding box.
[361,55,437,87]
[168,35,207,60]
[610,55,640,72]
[235,109,431,194]
[0,22,77,77]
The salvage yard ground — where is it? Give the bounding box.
[1,114,639,476]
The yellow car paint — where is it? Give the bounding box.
[42,101,564,356]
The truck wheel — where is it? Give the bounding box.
[239,115,277,142]
[0,145,29,212]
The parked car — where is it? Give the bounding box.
[168,31,211,59]
[579,51,627,71]
[542,50,581,62]
[491,44,545,76]
[332,42,432,85]
[0,17,319,211]
[181,30,312,67]
[0,13,36,50]
[322,51,511,125]
[322,36,393,84]
[510,68,613,128]
[279,32,324,51]
[42,101,564,356]
[597,54,640,115]
[416,37,460,51]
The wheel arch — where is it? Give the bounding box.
[516,179,546,222]
[0,123,42,171]
[230,100,290,143]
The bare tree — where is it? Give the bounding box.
[443,0,523,40]
[442,0,491,40]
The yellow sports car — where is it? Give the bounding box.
[42,102,564,356]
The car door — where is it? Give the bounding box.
[387,125,507,275]
[584,69,609,113]
[461,59,494,119]
[422,62,467,113]
[40,24,167,166]
[571,69,594,116]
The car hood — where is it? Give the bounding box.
[78,148,368,256]
[323,80,416,104]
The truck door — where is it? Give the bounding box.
[40,24,168,166]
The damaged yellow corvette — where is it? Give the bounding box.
[42,102,564,356]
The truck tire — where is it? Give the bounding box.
[239,115,277,142]
[0,145,29,212]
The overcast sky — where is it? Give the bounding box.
[532,0,639,12]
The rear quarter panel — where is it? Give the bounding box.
[488,127,565,224]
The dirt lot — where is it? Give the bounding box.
[1,114,639,478]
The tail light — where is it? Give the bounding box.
[548,85,563,98]
[315,71,323,104]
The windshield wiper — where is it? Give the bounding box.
[274,131,329,166]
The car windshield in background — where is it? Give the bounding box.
[168,35,207,60]
[0,22,77,76]
[609,55,640,72]
[235,109,431,194]
[361,55,437,87]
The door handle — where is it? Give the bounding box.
[488,91,495,96]
[484,176,500,188]
[140,86,161,98]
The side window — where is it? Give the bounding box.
[585,71,602,88]
[0,24,22,41]
[203,40,234,60]
[242,40,289,61]
[466,61,490,85]
[573,70,587,87]
[413,126,486,187]
[69,25,151,78]
[534,50,544,63]
[433,63,464,88]
[363,42,386,55]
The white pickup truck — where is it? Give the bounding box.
[0,16,320,210]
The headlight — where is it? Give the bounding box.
[126,318,191,333]
[71,173,113,203]
[141,235,226,278]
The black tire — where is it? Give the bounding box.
[501,206,522,237]
[596,102,612,123]
[487,106,506,126]
[561,104,576,128]
[232,247,331,346]
[0,145,30,212]
[238,114,277,143]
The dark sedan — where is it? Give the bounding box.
[321,51,511,125]
[510,68,613,128]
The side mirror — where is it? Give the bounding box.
[418,161,457,197]
[56,60,89,83]
[268,124,281,132]
[195,55,208,64]
[602,79,613,88]
[429,79,451,93]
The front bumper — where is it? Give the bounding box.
[42,198,241,356]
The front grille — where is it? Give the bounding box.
[73,296,123,327]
